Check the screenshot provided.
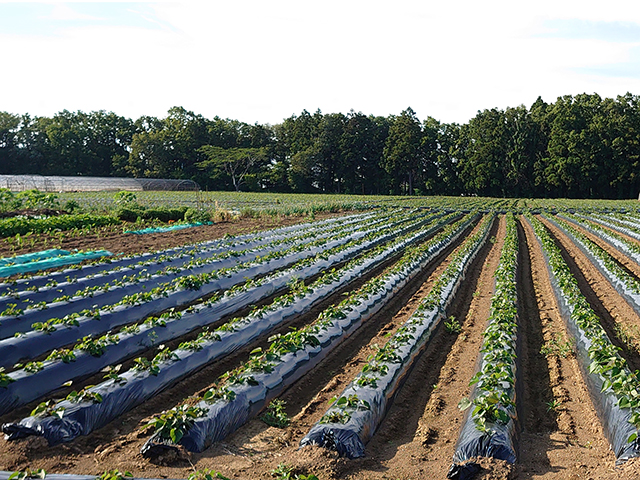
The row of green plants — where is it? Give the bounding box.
[453,212,519,465]
[0,210,438,408]
[0,214,119,238]
[2,210,388,312]
[138,213,478,453]
[0,210,389,334]
[0,211,443,420]
[298,214,493,458]
[562,213,640,257]
[549,215,640,295]
[0,211,376,294]
[528,214,640,455]
[589,213,640,240]
[0,216,398,370]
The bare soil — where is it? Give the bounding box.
[3,214,640,479]
[0,213,345,260]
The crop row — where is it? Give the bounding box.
[0,209,394,325]
[134,212,480,456]
[1,211,460,444]
[0,211,452,415]
[299,213,494,458]
[451,212,519,470]
[528,214,640,462]
[0,210,376,297]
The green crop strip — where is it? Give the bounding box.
[529,214,640,443]
[458,212,518,434]
[320,214,494,427]
[550,215,640,295]
[140,213,479,443]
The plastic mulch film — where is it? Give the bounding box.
[547,215,640,318]
[0,214,442,415]
[299,216,491,459]
[0,249,70,266]
[450,216,519,468]
[0,211,375,298]
[0,473,175,480]
[558,214,640,268]
[125,222,210,235]
[141,216,479,455]
[527,216,640,464]
[0,215,449,442]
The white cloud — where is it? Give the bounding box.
[48,3,99,21]
[2,0,640,124]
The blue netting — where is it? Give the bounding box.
[0,250,112,277]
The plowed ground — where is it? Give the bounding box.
[2,214,640,479]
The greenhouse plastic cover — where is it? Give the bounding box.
[0,250,112,278]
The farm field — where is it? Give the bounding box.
[2,195,640,479]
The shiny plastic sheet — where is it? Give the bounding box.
[165,216,478,454]
[1,214,446,439]
[300,216,489,459]
[528,216,640,463]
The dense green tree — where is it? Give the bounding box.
[383,108,423,195]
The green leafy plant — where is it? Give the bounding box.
[444,316,462,334]
[187,469,231,480]
[66,387,103,404]
[143,404,208,444]
[31,399,65,419]
[8,469,46,480]
[95,470,133,480]
[261,399,290,428]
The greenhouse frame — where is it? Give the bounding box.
[0,175,200,192]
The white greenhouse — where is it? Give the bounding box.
[0,175,200,192]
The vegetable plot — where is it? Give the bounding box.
[450,212,519,469]
[138,213,479,455]
[299,214,494,458]
[527,214,640,463]
[0,211,451,416]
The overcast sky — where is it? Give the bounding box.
[2,0,640,125]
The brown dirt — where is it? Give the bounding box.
[539,216,640,371]
[0,212,346,260]
[4,214,640,479]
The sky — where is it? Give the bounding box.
[1,0,640,125]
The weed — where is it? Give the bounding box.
[546,399,562,411]
[540,334,573,358]
[444,316,462,334]
[261,399,290,428]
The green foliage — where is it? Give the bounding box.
[31,399,65,419]
[95,470,133,480]
[187,469,231,480]
[444,316,462,334]
[0,367,15,388]
[540,334,573,358]
[144,404,208,444]
[261,399,290,428]
[8,469,46,480]
[0,214,118,238]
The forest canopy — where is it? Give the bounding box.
[1,93,639,199]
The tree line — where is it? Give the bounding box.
[1,93,639,199]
